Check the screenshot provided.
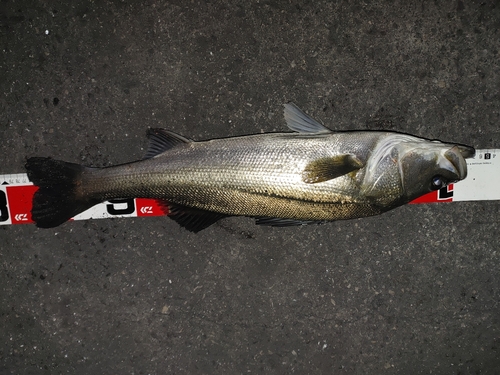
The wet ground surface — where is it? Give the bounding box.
[1,1,500,373]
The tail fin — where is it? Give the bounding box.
[25,157,98,228]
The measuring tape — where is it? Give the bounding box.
[1,149,498,226]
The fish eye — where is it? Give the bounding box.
[431,175,446,190]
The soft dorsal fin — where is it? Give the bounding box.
[302,154,363,183]
[144,128,192,159]
[284,103,332,134]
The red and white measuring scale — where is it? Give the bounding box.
[1,149,498,226]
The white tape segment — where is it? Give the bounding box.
[1,149,498,225]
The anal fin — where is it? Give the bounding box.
[157,201,228,233]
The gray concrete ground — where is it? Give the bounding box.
[1,1,500,373]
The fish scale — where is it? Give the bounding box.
[81,134,372,205]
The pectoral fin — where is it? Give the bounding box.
[302,154,363,183]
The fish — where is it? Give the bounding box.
[25,103,475,232]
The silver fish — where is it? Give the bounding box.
[25,103,475,231]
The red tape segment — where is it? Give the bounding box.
[6,185,38,224]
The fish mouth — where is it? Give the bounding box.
[444,145,474,180]
[455,144,475,159]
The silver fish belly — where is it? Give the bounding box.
[25,103,475,231]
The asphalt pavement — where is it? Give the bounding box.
[1,1,499,374]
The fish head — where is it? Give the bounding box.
[362,134,475,206]
[399,141,475,202]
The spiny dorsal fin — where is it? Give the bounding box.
[284,103,332,134]
[302,154,363,184]
[144,128,192,159]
